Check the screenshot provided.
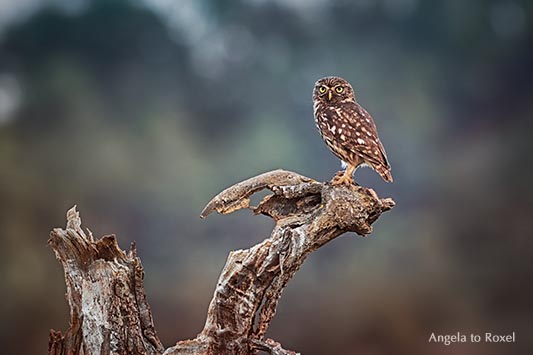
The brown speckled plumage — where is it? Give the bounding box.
[313,76,393,184]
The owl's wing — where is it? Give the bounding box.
[329,103,390,169]
[356,105,390,169]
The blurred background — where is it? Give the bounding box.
[1,0,532,354]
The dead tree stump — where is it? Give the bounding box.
[48,169,394,355]
[48,208,164,355]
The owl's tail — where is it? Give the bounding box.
[376,165,393,183]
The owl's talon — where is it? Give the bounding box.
[331,171,358,186]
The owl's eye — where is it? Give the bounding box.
[335,86,344,93]
[319,86,327,94]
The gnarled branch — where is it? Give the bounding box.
[49,169,394,355]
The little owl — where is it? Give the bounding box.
[313,76,392,185]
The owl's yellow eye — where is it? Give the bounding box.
[319,86,327,94]
[335,86,344,93]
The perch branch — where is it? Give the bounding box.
[48,170,394,355]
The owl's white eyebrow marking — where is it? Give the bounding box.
[357,138,365,144]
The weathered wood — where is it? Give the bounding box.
[48,207,164,355]
[167,170,394,355]
[49,170,394,355]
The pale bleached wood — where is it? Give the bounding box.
[48,207,164,355]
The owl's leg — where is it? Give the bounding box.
[332,164,357,186]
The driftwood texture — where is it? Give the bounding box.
[48,169,394,355]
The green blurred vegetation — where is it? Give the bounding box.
[1,1,532,354]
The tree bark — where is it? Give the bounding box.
[49,169,394,355]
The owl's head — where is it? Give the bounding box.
[313,76,355,104]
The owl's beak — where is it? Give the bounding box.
[327,91,332,101]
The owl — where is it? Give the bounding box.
[313,76,392,185]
